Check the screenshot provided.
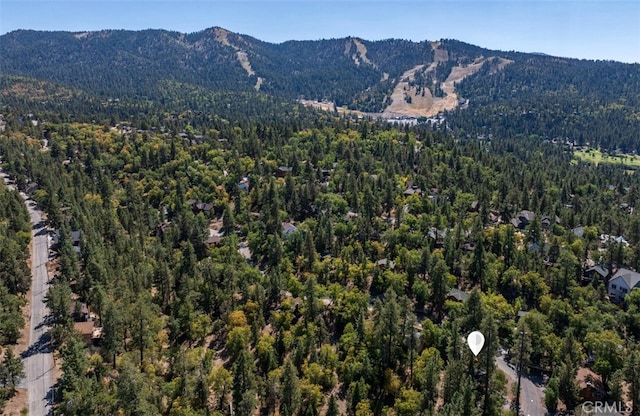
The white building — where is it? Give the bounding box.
[608,268,640,302]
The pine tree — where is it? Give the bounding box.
[429,254,450,322]
[624,348,640,416]
[233,347,257,416]
[0,346,24,390]
[280,357,301,416]
[326,394,339,416]
[101,303,123,368]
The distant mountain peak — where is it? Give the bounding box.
[211,27,231,46]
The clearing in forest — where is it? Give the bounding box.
[573,148,640,168]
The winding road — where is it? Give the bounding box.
[496,353,546,416]
[1,170,55,416]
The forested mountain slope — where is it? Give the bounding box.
[2,27,639,150]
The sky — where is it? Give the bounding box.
[1,0,639,63]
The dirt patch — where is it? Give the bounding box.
[382,56,498,118]
[427,56,488,115]
[1,387,27,416]
[300,53,511,120]
[345,38,377,68]
[353,39,373,66]
[492,57,513,72]
[213,28,258,79]
[213,27,231,47]
[431,42,448,63]
[236,51,255,76]
[382,64,430,117]
[254,77,263,91]
[298,99,336,112]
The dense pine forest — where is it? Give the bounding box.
[1,27,640,416]
[0,174,30,408]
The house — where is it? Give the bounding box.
[469,201,480,212]
[73,321,95,346]
[275,166,293,177]
[375,258,396,269]
[608,268,640,302]
[614,236,630,247]
[489,210,502,224]
[572,226,585,238]
[447,288,469,302]
[195,202,213,213]
[578,369,605,403]
[206,235,222,245]
[403,188,417,196]
[583,265,609,282]
[71,230,81,244]
[428,228,447,248]
[282,222,298,236]
[540,215,559,231]
[238,177,250,192]
[511,210,534,230]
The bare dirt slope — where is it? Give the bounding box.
[214,27,261,89]
[382,64,431,117]
[353,39,373,66]
[299,41,513,119]
[235,51,255,76]
[382,56,512,117]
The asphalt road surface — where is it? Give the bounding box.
[2,171,55,416]
[496,353,546,416]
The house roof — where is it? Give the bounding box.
[375,258,396,269]
[572,226,585,238]
[71,230,81,242]
[586,265,609,278]
[195,202,213,212]
[73,321,94,335]
[611,268,640,289]
[282,222,298,234]
[428,228,447,240]
[447,288,468,302]
[206,235,221,245]
[519,210,535,222]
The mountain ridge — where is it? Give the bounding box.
[1,26,639,150]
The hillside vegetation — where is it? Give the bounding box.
[2,27,640,416]
[2,28,639,150]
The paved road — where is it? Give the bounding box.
[496,354,546,416]
[1,171,54,416]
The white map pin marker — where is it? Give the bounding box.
[467,331,485,356]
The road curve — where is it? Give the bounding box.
[2,171,55,416]
[496,354,546,416]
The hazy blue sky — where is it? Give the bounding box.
[1,1,639,63]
